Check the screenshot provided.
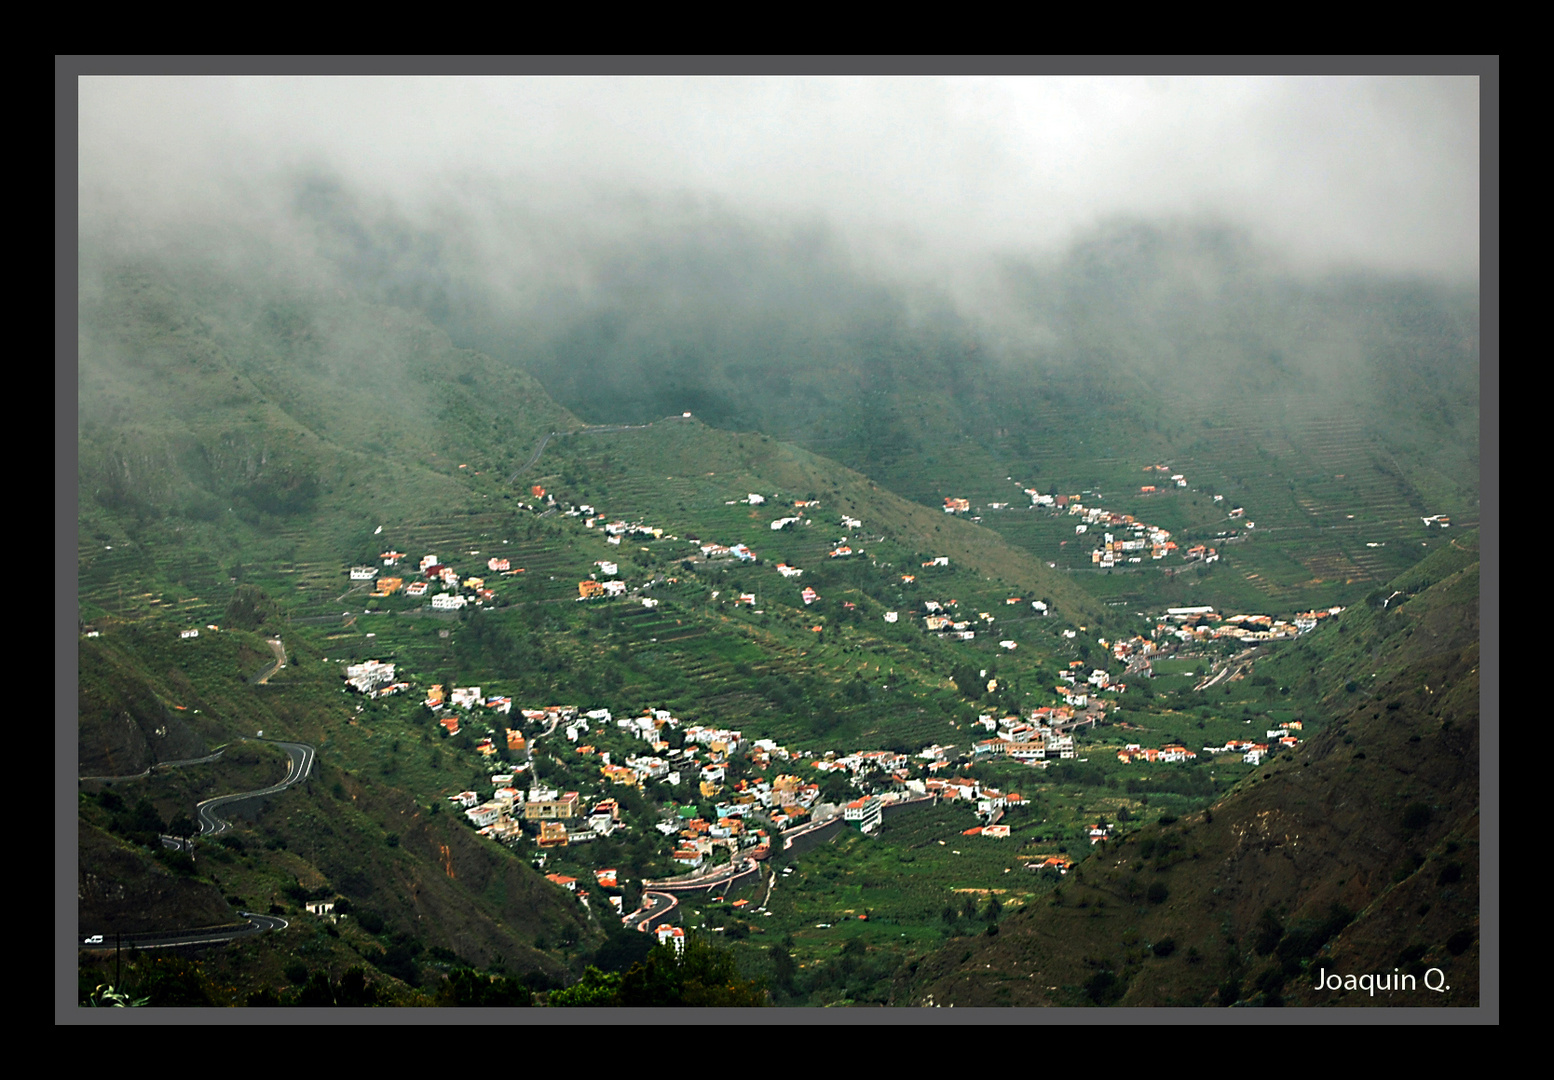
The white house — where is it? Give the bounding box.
[656,924,686,953]
[843,796,883,834]
[465,802,502,828]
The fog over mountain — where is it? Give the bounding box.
[76,74,1483,445]
[66,69,1491,1013]
[78,74,1480,284]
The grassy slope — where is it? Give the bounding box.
[896,537,1481,1007]
[74,255,597,993]
[72,252,1119,995]
[74,235,1482,1006]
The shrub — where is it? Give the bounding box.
[1253,909,1284,955]
[1083,970,1123,1006]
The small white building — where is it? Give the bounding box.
[656,924,686,953]
[843,796,883,834]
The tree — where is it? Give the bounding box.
[437,967,534,1007]
[166,811,196,838]
[548,966,623,1007]
[225,583,281,631]
[951,662,983,699]
[615,935,767,1007]
[818,771,853,806]
[335,966,378,1007]
[768,943,797,995]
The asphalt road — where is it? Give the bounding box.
[509,415,691,483]
[624,890,680,931]
[78,912,289,951]
[195,739,315,837]
[82,741,315,948]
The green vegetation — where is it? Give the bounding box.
[75,225,1479,1008]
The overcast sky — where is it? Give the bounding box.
[75,69,1484,285]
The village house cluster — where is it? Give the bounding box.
[421,672,1077,898]
[1015,465,1249,569]
[919,598,981,641]
[341,659,409,699]
[1115,722,1302,767]
[1069,506,1187,568]
[356,549,510,609]
[968,707,1088,765]
[1153,605,1344,643]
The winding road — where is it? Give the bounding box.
[623,890,681,931]
[79,913,290,951]
[508,415,692,484]
[195,739,315,836]
[80,748,228,785]
[254,638,287,685]
[81,739,317,948]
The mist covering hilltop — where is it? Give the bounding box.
[70,73,1487,1011]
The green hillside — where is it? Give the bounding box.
[894,535,1481,1007]
[72,227,1482,1009]
[295,193,1479,619]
